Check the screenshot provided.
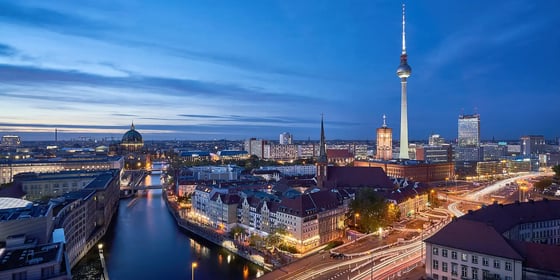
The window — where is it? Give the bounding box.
[482,257,489,266]
[482,270,490,279]
[11,271,27,280]
[433,247,439,255]
[442,277,448,280]
[505,277,512,280]
[442,262,448,272]
[433,273,439,280]
[493,259,500,269]
[461,265,468,278]
[461,253,468,262]
[41,266,55,278]
[433,260,439,270]
[472,255,478,264]
[442,249,448,258]
[451,263,458,276]
[505,262,512,271]
[472,267,479,280]
[451,251,457,260]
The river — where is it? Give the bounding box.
[72,174,264,279]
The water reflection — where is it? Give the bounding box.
[96,174,262,280]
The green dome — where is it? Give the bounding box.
[122,123,143,144]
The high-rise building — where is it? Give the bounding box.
[456,114,481,162]
[376,115,393,160]
[243,138,267,159]
[396,4,412,159]
[520,135,545,157]
[279,132,293,145]
[458,114,480,147]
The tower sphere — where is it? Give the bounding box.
[396,60,412,78]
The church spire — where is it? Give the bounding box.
[318,114,327,163]
[131,121,135,130]
[316,114,328,188]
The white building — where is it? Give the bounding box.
[425,200,560,280]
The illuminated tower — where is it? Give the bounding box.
[396,4,411,159]
[316,115,328,188]
[376,115,393,160]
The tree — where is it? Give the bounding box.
[553,165,560,185]
[230,225,247,240]
[534,178,553,192]
[350,188,392,233]
[265,224,288,249]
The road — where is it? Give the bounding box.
[446,172,552,217]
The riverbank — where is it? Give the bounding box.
[162,191,273,272]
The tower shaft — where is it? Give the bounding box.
[399,79,409,159]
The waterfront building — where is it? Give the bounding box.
[51,190,96,267]
[120,122,144,152]
[238,189,347,253]
[0,156,124,184]
[376,115,393,161]
[279,132,293,145]
[50,169,120,267]
[208,193,241,232]
[425,200,560,279]
[0,242,70,280]
[520,135,545,157]
[396,4,412,159]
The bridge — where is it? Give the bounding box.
[120,169,165,197]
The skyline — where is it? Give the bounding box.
[0,1,559,141]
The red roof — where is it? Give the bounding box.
[325,166,394,189]
[327,149,354,158]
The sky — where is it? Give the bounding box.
[0,0,559,142]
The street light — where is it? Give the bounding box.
[191,262,198,280]
[354,213,360,227]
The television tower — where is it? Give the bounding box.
[396,4,412,159]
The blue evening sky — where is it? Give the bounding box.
[0,0,559,141]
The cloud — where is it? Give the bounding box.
[0,64,323,104]
[0,43,17,56]
[0,2,108,37]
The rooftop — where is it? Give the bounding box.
[0,242,64,271]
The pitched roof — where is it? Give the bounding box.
[509,240,560,274]
[325,166,393,189]
[425,219,524,260]
[327,149,353,158]
[461,200,560,233]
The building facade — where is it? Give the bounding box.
[376,115,393,161]
[425,200,560,280]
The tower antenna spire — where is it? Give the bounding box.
[402,3,406,55]
[382,114,387,128]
